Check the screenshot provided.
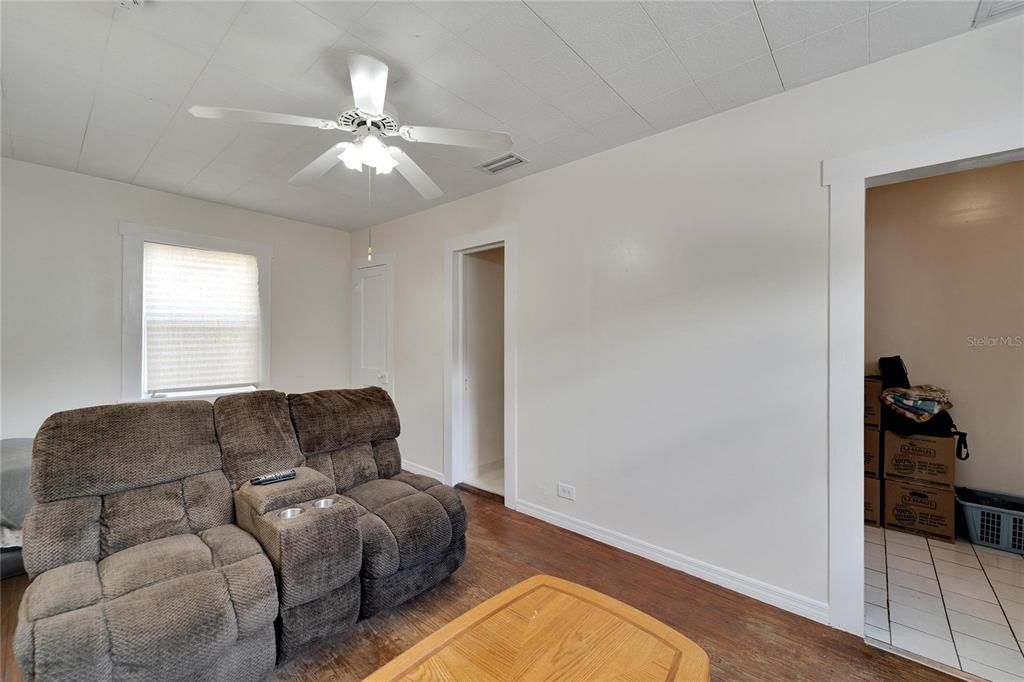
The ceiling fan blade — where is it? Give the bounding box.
[348,54,389,117]
[189,105,340,129]
[289,143,349,185]
[398,125,512,151]
[390,148,443,200]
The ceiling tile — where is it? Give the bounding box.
[584,109,653,148]
[147,110,239,170]
[183,157,260,198]
[77,125,154,183]
[187,63,310,120]
[134,154,204,194]
[774,17,868,89]
[274,34,380,115]
[0,2,112,82]
[382,73,468,124]
[550,81,635,128]
[491,87,579,145]
[869,1,979,61]
[603,49,695,108]
[755,0,867,49]
[526,2,637,41]
[562,3,668,78]
[642,1,755,44]
[415,41,507,101]
[102,23,211,107]
[2,69,95,150]
[671,10,771,81]
[501,44,602,100]
[88,83,177,141]
[460,2,566,69]
[8,135,80,172]
[209,1,343,92]
[696,53,783,110]
[298,1,375,32]
[214,125,321,173]
[414,1,502,34]
[631,84,714,131]
[110,1,241,55]
[350,2,455,65]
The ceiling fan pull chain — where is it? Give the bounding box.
[367,172,374,262]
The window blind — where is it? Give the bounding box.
[143,242,261,394]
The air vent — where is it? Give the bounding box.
[974,0,1024,26]
[477,152,527,174]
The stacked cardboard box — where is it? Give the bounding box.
[864,378,883,526]
[882,433,957,542]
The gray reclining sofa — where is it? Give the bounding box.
[15,387,467,680]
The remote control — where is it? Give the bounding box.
[250,469,297,486]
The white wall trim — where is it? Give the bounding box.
[822,119,1023,636]
[443,226,519,510]
[119,221,273,403]
[401,459,446,482]
[516,499,830,625]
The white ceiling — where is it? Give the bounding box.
[0,0,995,231]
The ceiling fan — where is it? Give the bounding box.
[188,54,513,200]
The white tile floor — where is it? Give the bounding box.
[463,466,503,496]
[865,525,1024,680]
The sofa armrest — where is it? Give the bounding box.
[234,471,361,608]
[234,466,335,515]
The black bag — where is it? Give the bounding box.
[877,354,969,460]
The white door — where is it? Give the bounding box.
[352,262,392,393]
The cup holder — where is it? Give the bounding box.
[313,498,335,509]
[278,507,303,519]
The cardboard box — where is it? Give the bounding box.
[865,476,881,526]
[865,427,881,477]
[884,478,955,541]
[884,432,956,488]
[864,378,882,427]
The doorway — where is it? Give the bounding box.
[443,226,518,508]
[823,121,1023,639]
[459,246,505,495]
[352,254,394,395]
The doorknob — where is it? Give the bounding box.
[377,372,389,383]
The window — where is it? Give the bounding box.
[121,223,271,400]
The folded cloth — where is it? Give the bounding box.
[882,385,952,423]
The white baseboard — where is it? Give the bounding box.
[514,499,830,626]
[401,460,445,481]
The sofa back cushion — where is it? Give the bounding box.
[23,401,233,577]
[213,390,304,488]
[287,388,402,491]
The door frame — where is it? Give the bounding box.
[443,226,518,509]
[351,253,395,398]
[822,119,1022,635]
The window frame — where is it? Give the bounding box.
[120,221,272,402]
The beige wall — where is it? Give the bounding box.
[1,159,352,438]
[866,161,1024,496]
[354,18,1023,607]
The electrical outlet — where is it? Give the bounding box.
[557,482,576,501]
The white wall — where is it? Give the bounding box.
[355,18,1023,607]
[1,159,352,438]
[866,161,1024,496]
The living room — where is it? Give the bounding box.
[1,1,1022,680]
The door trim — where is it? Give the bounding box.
[822,119,1022,636]
[352,253,395,398]
[443,226,518,510]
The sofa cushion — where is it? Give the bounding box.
[31,401,221,502]
[214,391,304,488]
[288,388,400,455]
[344,478,458,577]
[15,525,277,680]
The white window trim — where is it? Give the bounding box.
[120,221,272,402]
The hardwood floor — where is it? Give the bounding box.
[2,488,952,681]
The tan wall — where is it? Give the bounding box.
[866,161,1024,496]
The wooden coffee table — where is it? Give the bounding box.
[364,574,711,681]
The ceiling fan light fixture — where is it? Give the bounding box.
[338,143,363,172]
